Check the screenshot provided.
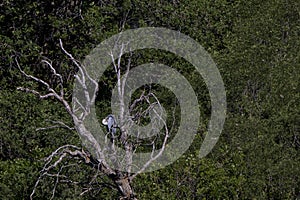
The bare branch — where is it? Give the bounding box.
[59,39,99,119]
[121,49,132,107]
[59,39,83,76]
[50,164,64,200]
[36,120,75,131]
[30,145,96,200]
[41,59,64,97]
[16,58,51,90]
[17,87,56,99]
[16,58,74,118]
[131,93,169,179]
[129,90,146,114]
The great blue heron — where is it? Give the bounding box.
[102,114,117,136]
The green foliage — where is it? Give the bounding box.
[0,158,40,199]
[0,0,299,199]
[134,148,244,199]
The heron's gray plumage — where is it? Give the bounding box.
[102,114,117,136]
[107,115,116,135]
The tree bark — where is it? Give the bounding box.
[114,175,137,200]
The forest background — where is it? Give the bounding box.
[0,0,299,199]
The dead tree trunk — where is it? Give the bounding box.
[114,174,136,200]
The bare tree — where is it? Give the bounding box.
[17,39,171,199]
